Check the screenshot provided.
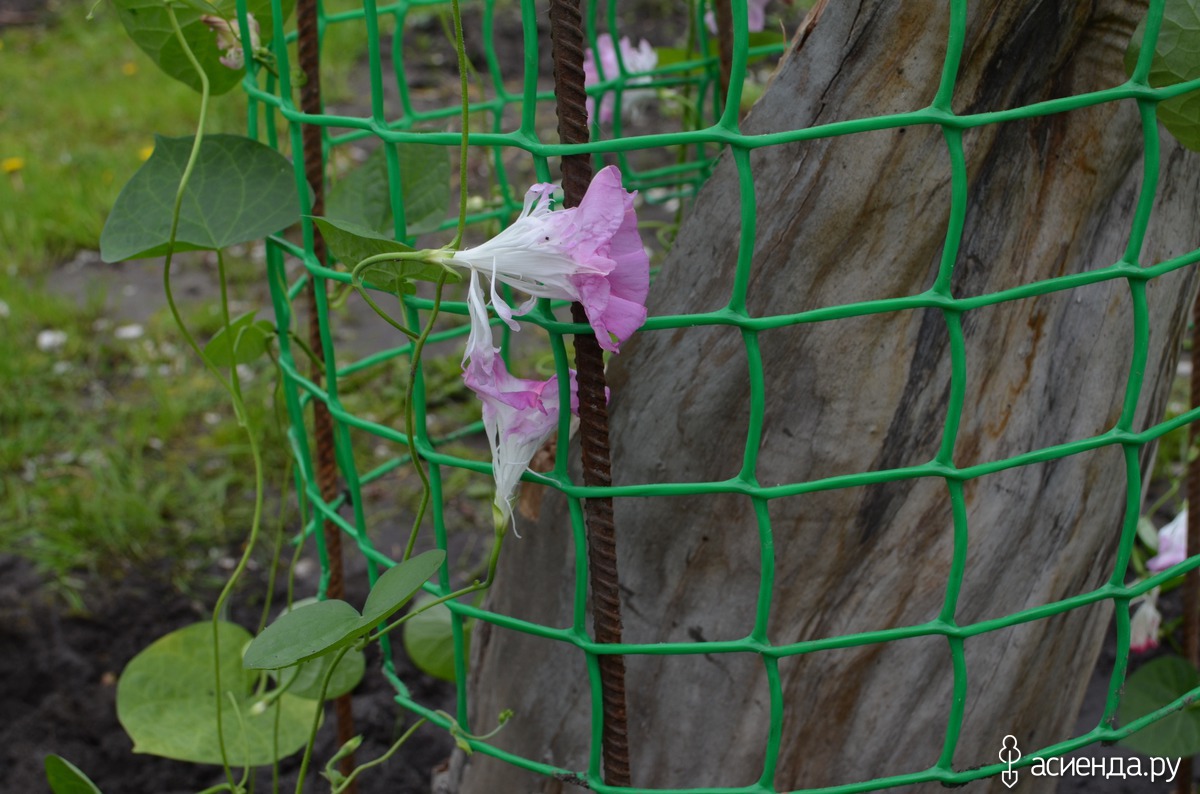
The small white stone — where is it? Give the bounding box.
[115,323,144,340]
[37,329,68,351]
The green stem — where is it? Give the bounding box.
[293,645,354,794]
[331,719,428,794]
[401,272,450,562]
[257,459,294,634]
[450,0,469,249]
[286,330,326,375]
[164,5,266,788]
[351,258,420,341]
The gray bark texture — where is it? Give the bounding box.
[454,0,1200,791]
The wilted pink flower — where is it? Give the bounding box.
[1129,588,1161,654]
[200,13,261,70]
[461,270,577,528]
[705,0,772,35]
[447,164,649,354]
[584,34,658,125]
[1147,509,1187,573]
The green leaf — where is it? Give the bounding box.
[101,134,300,263]
[327,148,393,234]
[403,594,471,683]
[116,621,318,765]
[312,216,412,263]
[310,216,460,294]
[243,599,365,669]
[361,549,447,627]
[112,0,295,95]
[396,141,451,235]
[284,648,366,700]
[1118,655,1200,757]
[246,552,443,671]
[1125,0,1200,151]
[326,142,451,237]
[45,755,102,794]
[204,311,275,367]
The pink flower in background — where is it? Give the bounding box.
[705,0,771,35]
[1129,588,1161,654]
[447,164,649,353]
[201,13,261,70]
[1147,509,1187,572]
[584,34,658,125]
[452,166,648,528]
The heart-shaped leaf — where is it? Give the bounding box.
[311,217,460,295]
[101,134,300,263]
[246,551,444,671]
[362,549,447,627]
[312,216,413,263]
[112,0,295,95]
[243,599,364,670]
[326,142,450,237]
[1126,0,1200,151]
[1118,654,1200,757]
[117,621,318,765]
[204,311,275,367]
[403,593,472,683]
[44,755,102,794]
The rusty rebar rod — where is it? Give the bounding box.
[548,0,632,785]
[713,0,733,104]
[295,0,358,786]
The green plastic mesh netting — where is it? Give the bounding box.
[239,0,1200,790]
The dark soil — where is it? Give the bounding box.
[0,552,456,793]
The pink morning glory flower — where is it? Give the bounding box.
[450,166,648,528]
[461,270,577,529]
[584,34,658,125]
[1147,509,1187,573]
[1129,588,1161,654]
[705,0,771,35]
[446,164,649,354]
[201,13,261,70]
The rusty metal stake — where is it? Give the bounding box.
[296,0,358,787]
[548,0,632,785]
[713,0,733,105]
[1181,290,1200,794]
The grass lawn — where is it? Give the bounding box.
[0,2,308,606]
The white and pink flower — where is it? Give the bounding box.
[584,34,658,126]
[447,165,649,354]
[705,0,772,35]
[1147,509,1187,573]
[1129,588,1162,654]
[449,166,649,527]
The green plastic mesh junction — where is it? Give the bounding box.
[238,0,1200,790]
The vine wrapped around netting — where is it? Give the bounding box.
[239,0,1200,790]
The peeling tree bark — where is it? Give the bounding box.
[455,1,1200,791]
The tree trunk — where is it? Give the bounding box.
[456,0,1200,791]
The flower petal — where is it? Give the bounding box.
[1147,509,1187,572]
